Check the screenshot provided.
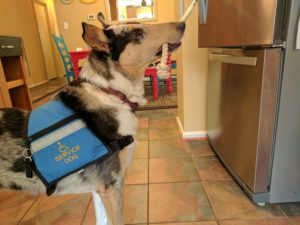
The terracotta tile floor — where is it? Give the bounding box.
[1,82,300,224]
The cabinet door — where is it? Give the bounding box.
[198,0,240,47]
[198,0,280,47]
[198,0,217,47]
[215,0,240,47]
[239,0,278,46]
[207,48,281,192]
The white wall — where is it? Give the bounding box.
[175,0,208,139]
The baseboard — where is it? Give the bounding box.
[29,80,49,88]
[176,117,207,140]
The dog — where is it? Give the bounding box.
[0,13,185,225]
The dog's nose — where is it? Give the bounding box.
[176,22,186,32]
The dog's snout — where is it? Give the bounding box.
[176,22,186,32]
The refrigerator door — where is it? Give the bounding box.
[198,0,287,47]
[270,0,300,203]
[207,48,281,193]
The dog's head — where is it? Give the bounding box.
[82,12,185,79]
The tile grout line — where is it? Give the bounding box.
[148,179,203,185]
[215,217,296,225]
[80,195,93,225]
[147,136,201,185]
[149,113,207,224]
[191,154,203,181]
[17,195,40,225]
[145,219,218,224]
[277,204,289,219]
[199,181,218,221]
[126,180,210,187]
[191,154,219,222]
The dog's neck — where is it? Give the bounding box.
[79,52,147,107]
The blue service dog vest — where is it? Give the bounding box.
[26,100,133,194]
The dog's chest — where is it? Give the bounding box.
[115,109,139,172]
[115,105,139,137]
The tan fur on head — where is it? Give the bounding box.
[116,22,184,79]
[82,14,185,80]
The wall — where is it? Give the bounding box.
[155,0,175,23]
[53,0,107,51]
[174,0,185,127]
[53,0,176,51]
[0,0,48,85]
[175,0,208,138]
[147,0,177,62]
[36,0,65,78]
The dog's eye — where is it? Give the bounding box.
[130,29,144,44]
[131,29,144,38]
[104,29,115,39]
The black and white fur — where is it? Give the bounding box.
[0,14,185,225]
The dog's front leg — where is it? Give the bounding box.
[104,186,124,225]
[93,191,113,225]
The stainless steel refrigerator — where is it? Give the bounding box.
[199,0,300,203]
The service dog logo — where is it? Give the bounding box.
[54,142,81,164]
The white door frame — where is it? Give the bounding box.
[33,0,58,80]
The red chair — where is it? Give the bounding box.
[144,54,173,100]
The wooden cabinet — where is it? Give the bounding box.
[198,0,283,48]
[0,86,6,107]
[0,36,32,110]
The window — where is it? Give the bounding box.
[106,0,156,22]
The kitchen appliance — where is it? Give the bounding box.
[200,0,300,203]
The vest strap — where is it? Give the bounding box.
[109,135,134,152]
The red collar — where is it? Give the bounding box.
[100,87,139,112]
[79,79,139,112]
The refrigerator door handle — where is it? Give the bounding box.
[209,53,258,66]
[199,0,208,24]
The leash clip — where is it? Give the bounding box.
[23,148,33,178]
[23,148,32,161]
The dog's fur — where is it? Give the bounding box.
[0,14,185,225]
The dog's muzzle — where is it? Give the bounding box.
[156,42,182,56]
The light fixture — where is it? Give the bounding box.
[141,0,147,7]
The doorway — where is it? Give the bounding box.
[33,0,57,80]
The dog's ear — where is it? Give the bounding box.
[97,12,107,29]
[82,22,109,53]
